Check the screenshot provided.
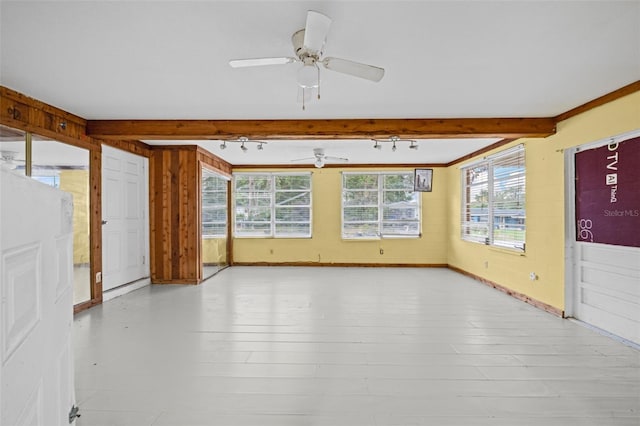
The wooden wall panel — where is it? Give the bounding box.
[197,146,232,176]
[1,86,97,151]
[102,139,152,158]
[149,147,202,284]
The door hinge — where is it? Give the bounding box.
[68,405,80,423]
[142,255,146,265]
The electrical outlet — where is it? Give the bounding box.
[96,272,102,283]
[379,248,384,255]
[484,261,489,269]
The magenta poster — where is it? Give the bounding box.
[575,136,640,247]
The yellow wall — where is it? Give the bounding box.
[447,91,640,311]
[59,169,90,265]
[202,237,227,265]
[230,92,639,312]
[233,167,449,265]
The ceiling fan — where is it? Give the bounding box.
[0,151,24,170]
[292,148,348,168]
[229,10,385,109]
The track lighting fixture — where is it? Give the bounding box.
[371,136,419,151]
[217,137,268,152]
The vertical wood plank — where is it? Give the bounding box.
[89,148,103,303]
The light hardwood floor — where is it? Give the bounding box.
[74,267,640,426]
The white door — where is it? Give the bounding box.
[101,145,148,291]
[573,242,640,343]
[0,169,76,425]
[566,131,640,344]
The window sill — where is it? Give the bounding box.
[489,246,525,256]
[233,236,312,240]
[461,239,525,256]
[342,236,421,241]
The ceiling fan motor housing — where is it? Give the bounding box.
[292,29,321,62]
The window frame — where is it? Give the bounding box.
[233,172,312,238]
[341,171,422,240]
[460,145,526,251]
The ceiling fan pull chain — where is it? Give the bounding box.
[302,88,306,111]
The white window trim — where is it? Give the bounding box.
[341,171,421,240]
[233,172,312,239]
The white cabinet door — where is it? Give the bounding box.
[102,145,148,291]
[0,169,76,425]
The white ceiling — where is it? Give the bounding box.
[1,1,638,165]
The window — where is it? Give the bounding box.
[233,173,312,238]
[202,169,228,238]
[461,145,525,251]
[342,172,420,239]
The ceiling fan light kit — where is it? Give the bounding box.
[292,147,349,168]
[229,10,385,110]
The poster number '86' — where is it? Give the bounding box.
[577,218,594,242]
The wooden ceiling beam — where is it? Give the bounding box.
[86,117,556,140]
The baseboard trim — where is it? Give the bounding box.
[103,277,151,302]
[447,265,564,317]
[231,262,448,268]
[151,278,200,285]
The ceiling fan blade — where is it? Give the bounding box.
[303,11,332,53]
[324,156,349,162]
[229,57,295,68]
[322,57,385,82]
[291,157,317,162]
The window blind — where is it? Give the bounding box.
[461,146,525,250]
[202,170,228,238]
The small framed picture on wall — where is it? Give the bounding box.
[414,168,433,192]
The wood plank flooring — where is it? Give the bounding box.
[74,267,640,425]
